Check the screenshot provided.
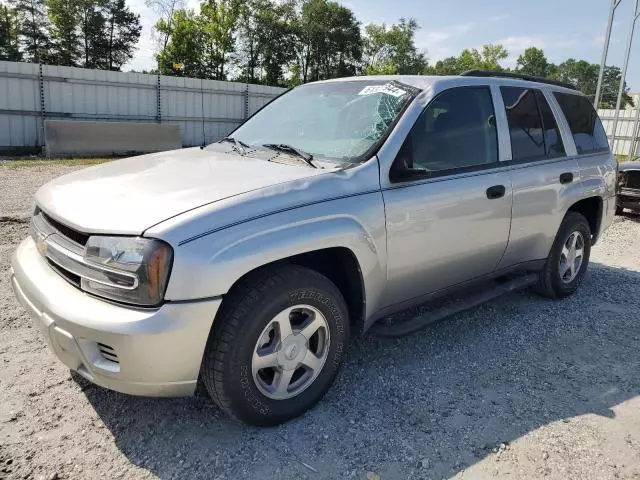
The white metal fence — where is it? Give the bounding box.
[598,108,640,158]
[2,59,637,160]
[0,60,286,153]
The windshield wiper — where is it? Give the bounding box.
[262,143,317,169]
[219,137,250,154]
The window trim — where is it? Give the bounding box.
[389,85,500,183]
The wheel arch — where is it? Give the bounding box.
[218,246,367,335]
[567,196,603,244]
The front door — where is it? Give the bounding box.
[381,86,512,308]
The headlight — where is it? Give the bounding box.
[83,236,173,306]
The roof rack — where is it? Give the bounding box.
[460,70,577,91]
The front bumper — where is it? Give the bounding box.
[617,188,640,212]
[11,237,221,397]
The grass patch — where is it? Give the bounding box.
[616,154,639,163]
[0,158,112,168]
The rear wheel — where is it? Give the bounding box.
[536,211,591,298]
[201,265,349,426]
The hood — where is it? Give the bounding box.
[618,161,640,172]
[35,147,329,235]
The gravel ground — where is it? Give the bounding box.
[2,164,640,480]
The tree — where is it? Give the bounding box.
[146,0,185,53]
[47,0,80,65]
[363,18,427,75]
[516,47,550,77]
[155,8,204,77]
[479,44,508,70]
[9,0,50,62]
[426,44,507,75]
[0,4,21,61]
[551,59,632,108]
[234,0,296,85]
[77,0,107,68]
[104,0,141,70]
[200,0,241,80]
[292,0,362,84]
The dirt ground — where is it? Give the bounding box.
[2,163,640,480]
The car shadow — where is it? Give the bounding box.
[81,262,640,480]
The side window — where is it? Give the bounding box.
[501,86,546,161]
[535,91,566,158]
[553,92,610,154]
[403,86,498,173]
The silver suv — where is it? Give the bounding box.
[11,73,616,425]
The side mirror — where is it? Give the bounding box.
[389,165,428,183]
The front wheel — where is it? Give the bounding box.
[201,265,349,426]
[536,211,591,298]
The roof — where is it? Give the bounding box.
[314,74,582,96]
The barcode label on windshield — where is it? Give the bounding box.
[358,84,406,97]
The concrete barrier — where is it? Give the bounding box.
[44,120,182,157]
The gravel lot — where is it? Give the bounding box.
[2,163,640,480]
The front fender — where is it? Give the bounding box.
[164,193,387,322]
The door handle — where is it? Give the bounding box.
[560,172,574,184]
[486,185,506,199]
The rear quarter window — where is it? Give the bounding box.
[553,92,610,154]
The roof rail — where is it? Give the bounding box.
[460,70,577,91]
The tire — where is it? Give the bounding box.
[201,264,350,426]
[536,211,591,298]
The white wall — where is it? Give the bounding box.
[0,60,286,152]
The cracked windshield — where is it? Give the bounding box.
[229,81,415,162]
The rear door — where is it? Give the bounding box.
[380,86,513,308]
[496,86,581,268]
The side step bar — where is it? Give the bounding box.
[371,273,539,338]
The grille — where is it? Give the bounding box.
[47,258,81,287]
[623,171,640,190]
[41,211,89,246]
[97,343,119,364]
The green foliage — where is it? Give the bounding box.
[9,0,50,62]
[363,18,427,75]
[0,4,22,61]
[292,0,362,84]
[46,0,80,65]
[516,47,550,77]
[425,44,508,75]
[104,0,142,70]
[235,0,297,85]
[550,58,632,108]
[200,0,241,80]
[155,8,204,76]
[1,0,636,104]
[46,0,140,68]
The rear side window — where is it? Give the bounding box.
[403,86,498,174]
[501,87,545,160]
[501,86,565,161]
[553,92,610,154]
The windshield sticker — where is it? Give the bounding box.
[358,83,406,98]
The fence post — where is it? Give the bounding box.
[38,63,47,156]
[630,103,640,161]
[156,74,162,123]
[243,84,250,119]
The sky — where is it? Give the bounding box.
[125,0,640,91]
